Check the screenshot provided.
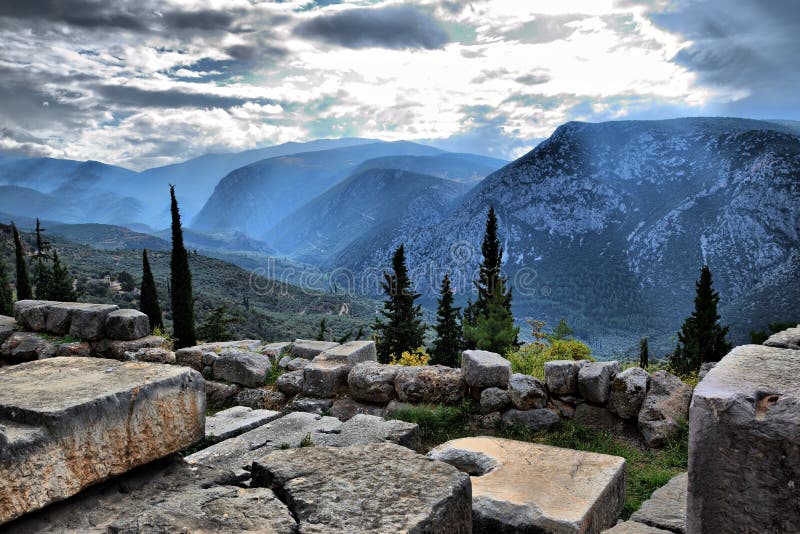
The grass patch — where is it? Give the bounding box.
[265,359,283,385]
[390,402,475,446]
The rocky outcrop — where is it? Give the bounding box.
[461,350,512,389]
[395,365,466,404]
[631,472,687,533]
[251,442,472,533]
[638,370,692,448]
[429,436,626,533]
[0,357,204,525]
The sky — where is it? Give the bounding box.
[0,0,798,170]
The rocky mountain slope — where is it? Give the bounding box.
[337,118,800,356]
[350,153,507,184]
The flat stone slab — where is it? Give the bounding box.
[14,300,120,340]
[4,457,296,533]
[205,406,282,443]
[0,357,205,525]
[461,349,512,389]
[291,338,339,358]
[688,344,800,533]
[251,442,472,533]
[763,325,800,350]
[602,522,673,533]
[631,472,687,533]
[429,436,626,534]
[319,339,377,364]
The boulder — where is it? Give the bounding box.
[125,347,175,364]
[291,338,339,359]
[285,357,310,371]
[763,325,800,350]
[13,300,51,331]
[602,522,673,533]
[205,406,282,443]
[104,309,150,341]
[260,341,291,360]
[277,355,292,369]
[631,472,687,533]
[480,387,511,414]
[428,436,626,533]
[609,367,650,419]
[394,365,466,404]
[687,345,800,533]
[97,335,166,360]
[302,357,350,398]
[545,359,587,396]
[550,398,577,419]
[348,361,400,403]
[0,332,57,364]
[234,387,287,410]
[0,315,15,345]
[66,303,120,340]
[319,339,377,364]
[638,370,692,448]
[461,349,512,389]
[202,351,218,366]
[0,357,204,525]
[176,340,264,371]
[205,380,241,410]
[508,373,548,410]
[329,398,386,421]
[287,396,333,414]
[3,458,296,533]
[502,408,560,432]
[175,346,204,371]
[579,361,621,404]
[212,351,271,388]
[275,369,304,396]
[251,442,471,533]
[698,362,716,381]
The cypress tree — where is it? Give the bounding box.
[197,305,238,342]
[0,257,13,315]
[552,318,574,340]
[12,224,32,300]
[431,273,464,367]
[639,336,649,368]
[373,244,425,363]
[31,218,52,300]
[48,250,77,301]
[464,277,519,354]
[669,265,731,373]
[169,185,196,349]
[317,318,328,341]
[139,249,163,331]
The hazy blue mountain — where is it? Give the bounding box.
[350,153,507,184]
[47,223,171,251]
[335,118,800,357]
[270,168,468,263]
[193,141,445,238]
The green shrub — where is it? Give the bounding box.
[506,339,594,380]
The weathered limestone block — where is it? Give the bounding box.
[609,367,650,419]
[638,370,692,448]
[303,357,350,397]
[502,408,560,432]
[176,340,264,371]
[261,341,291,360]
[0,357,204,525]
[348,361,400,403]
[395,365,467,404]
[251,442,472,533]
[125,347,175,364]
[287,396,333,413]
[212,351,271,387]
[429,436,626,533]
[55,340,92,357]
[104,309,150,341]
[687,345,800,534]
[631,472,686,533]
[0,315,15,345]
[579,361,621,404]
[175,346,204,370]
[275,369,305,396]
[508,373,548,410]
[234,387,287,410]
[545,359,587,396]
[277,355,292,369]
[4,458,297,533]
[96,335,167,360]
[763,325,800,350]
[285,357,310,371]
[291,338,339,359]
[698,362,716,381]
[461,350,512,389]
[13,300,51,331]
[15,301,120,340]
[480,387,511,414]
[0,332,57,364]
[205,406,282,443]
[602,522,672,533]
[205,380,241,409]
[315,413,420,450]
[330,398,386,421]
[320,339,377,364]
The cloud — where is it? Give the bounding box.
[503,14,586,44]
[294,6,449,50]
[93,85,279,110]
[515,72,551,85]
[0,0,146,30]
[160,9,236,31]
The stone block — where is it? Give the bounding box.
[0,332,56,364]
[291,339,339,359]
[67,303,120,340]
[480,386,511,414]
[502,408,560,432]
[329,398,386,421]
[0,315,15,345]
[631,472,686,533]
[394,365,466,404]
[275,369,304,396]
[348,361,400,404]
[609,367,650,419]
[205,406,281,443]
[763,325,800,350]
[545,359,587,396]
[319,340,377,364]
[287,396,333,414]
[104,309,150,341]
[638,370,691,448]
[175,346,204,370]
[508,373,548,410]
[205,380,241,410]
[212,351,271,387]
[302,357,350,398]
[97,335,167,360]
[579,361,621,404]
[285,357,310,371]
[461,349,512,389]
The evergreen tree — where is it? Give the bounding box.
[139,249,163,331]
[0,257,13,315]
[197,305,239,342]
[169,185,196,349]
[431,273,464,367]
[373,244,425,363]
[48,250,77,301]
[12,224,32,300]
[639,336,649,369]
[669,265,731,373]
[317,318,328,341]
[31,218,52,299]
[464,207,517,350]
[551,318,574,340]
[463,277,519,354]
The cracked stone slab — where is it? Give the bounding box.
[3,457,296,533]
[291,339,339,359]
[251,442,472,533]
[631,472,686,533]
[205,406,282,443]
[428,436,626,534]
[602,522,673,533]
[0,357,205,525]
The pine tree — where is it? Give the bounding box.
[31,218,53,299]
[169,185,197,349]
[48,250,77,301]
[373,244,425,363]
[669,265,731,373]
[551,318,574,340]
[0,257,13,315]
[197,305,239,342]
[139,249,163,331]
[463,278,519,354]
[431,273,464,367]
[317,318,328,341]
[12,224,32,301]
[464,206,517,351]
[639,336,649,369]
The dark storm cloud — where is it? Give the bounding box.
[94,85,278,109]
[294,6,449,50]
[0,66,88,130]
[160,9,236,31]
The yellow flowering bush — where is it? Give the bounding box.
[389,347,430,366]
